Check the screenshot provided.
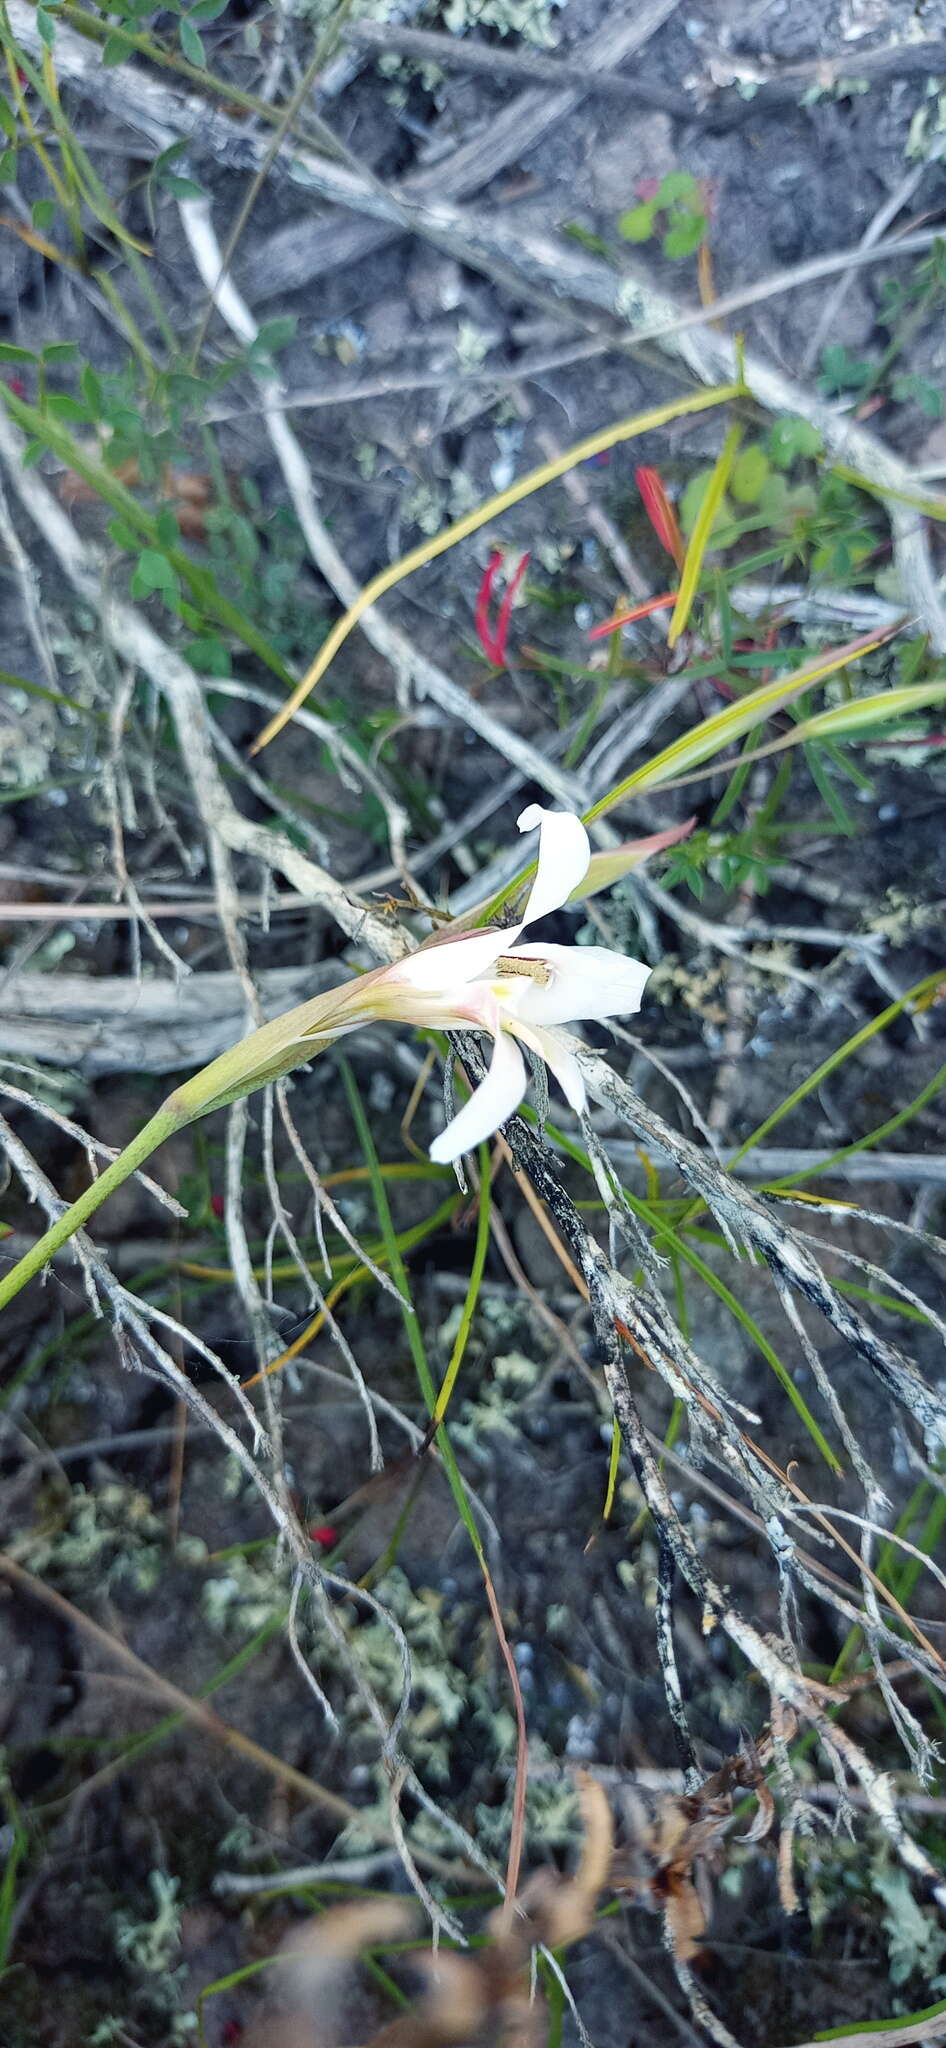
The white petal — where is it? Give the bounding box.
[516,806,591,928]
[429,1028,527,1164]
[511,1020,586,1115]
[510,943,651,1026]
[397,926,509,993]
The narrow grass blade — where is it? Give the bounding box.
[667,424,743,648]
[251,380,746,752]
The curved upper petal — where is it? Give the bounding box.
[516,806,591,929]
[509,942,651,1026]
[429,1026,527,1164]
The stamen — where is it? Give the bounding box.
[496,954,552,984]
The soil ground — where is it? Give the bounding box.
[2,3,946,2044]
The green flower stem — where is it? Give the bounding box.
[0,1104,183,1312]
[0,995,343,1311]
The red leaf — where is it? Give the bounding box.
[635,467,686,569]
[589,589,678,641]
[475,550,503,663]
[475,549,529,666]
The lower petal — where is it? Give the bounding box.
[429,1026,527,1164]
[511,1019,586,1116]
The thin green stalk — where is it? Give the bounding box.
[0,1105,180,1312]
[59,3,288,125]
[0,387,295,687]
[540,1115,842,1471]
[760,1057,946,1191]
[339,1060,484,1559]
[727,968,946,1169]
[667,423,743,647]
[431,1159,491,1427]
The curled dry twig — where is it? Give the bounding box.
[241,1775,613,2048]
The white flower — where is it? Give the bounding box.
[165,807,650,1166]
[388,805,651,1163]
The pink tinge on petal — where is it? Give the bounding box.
[429,1025,527,1164]
[510,943,651,1026]
[516,806,591,928]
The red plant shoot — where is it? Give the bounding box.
[589,590,678,641]
[635,466,686,569]
[475,548,530,666]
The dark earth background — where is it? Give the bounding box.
[2,1,946,2042]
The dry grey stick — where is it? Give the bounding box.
[0,466,58,691]
[800,152,942,376]
[495,1096,946,1912]
[579,1046,946,1448]
[18,2,942,646]
[102,664,191,979]
[342,17,693,116]
[0,413,399,967]
[0,1079,185,1219]
[176,193,588,808]
[0,964,349,1076]
[0,1116,498,1899]
[248,0,685,290]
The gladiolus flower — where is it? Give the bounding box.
[170,807,650,1165]
[475,548,530,666]
[0,812,651,1308]
[635,466,686,570]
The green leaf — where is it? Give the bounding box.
[45,393,89,422]
[662,212,706,258]
[130,549,179,599]
[102,31,130,63]
[819,343,874,394]
[162,171,206,198]
[656,170,701,207]
[669,424,743,645]
[156,507,181,548]
[0,343,36,364]
[891,372,944,418]
[0,96,17,144]
[187,635,231,675]
[617,202,656,243]
[585,625,897,815]
[107,518,140,552]
[81,363,103,413]
[31,198,56,231]
[0,149,17,185]
[680,467,732,537]
[21,440,44,467]
[795,681,946,743]
[730,444,770,504]
[36,7,57,50]
[189,0,230,19]
[42,342,79,364]
[249,315,298,359]
[178,15,206,65]
[896,636,928,688]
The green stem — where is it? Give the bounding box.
[0,1105,182,1312]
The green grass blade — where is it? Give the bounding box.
[339,1059,483,1558]
[667,424,743,648]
